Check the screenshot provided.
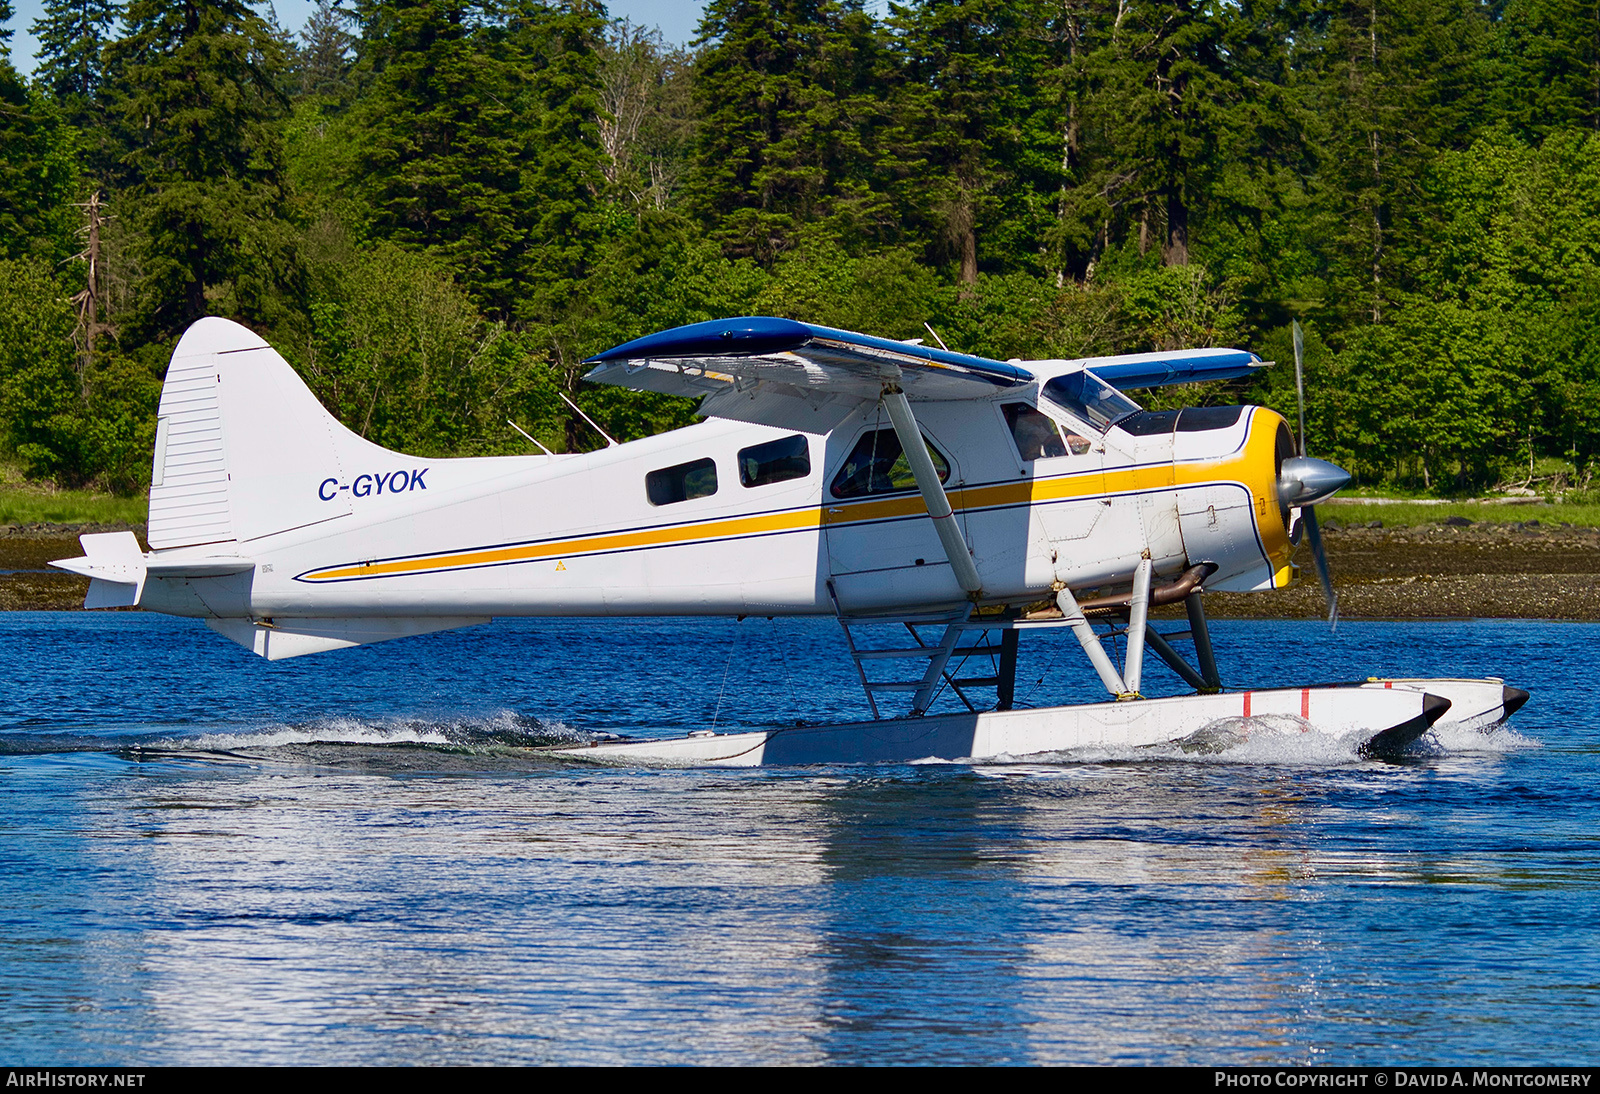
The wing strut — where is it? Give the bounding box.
[880,387,984,599]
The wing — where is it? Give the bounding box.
[583,317,1032,433]
[1070,348,1267,390]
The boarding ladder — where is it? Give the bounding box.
[828,581,1225,718]
[827,584,1048,719]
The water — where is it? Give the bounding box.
[0,612,1593,1065]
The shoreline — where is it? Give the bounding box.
[6,519,1598,619]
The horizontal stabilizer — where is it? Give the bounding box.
[53,531,258,610]
[585,317,1032,430]
[205,616,490,661]
[52,531,147,608]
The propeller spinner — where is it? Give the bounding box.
[1279,456,1351,508]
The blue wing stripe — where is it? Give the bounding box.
[1092,350,1264,390]
[585,316,1033,387]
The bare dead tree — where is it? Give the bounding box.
[597,20,660,191]
[68,191,116,397]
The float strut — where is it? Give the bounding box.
[1057,585,1128,698]
[1184,590,1222,692]
[909,605,972,717]
[1122,556,1152,696]
[995,628,1019,711]
[1142,626,1210,692]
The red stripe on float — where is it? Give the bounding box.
[1301,688,1310,718]
[1243,691,1252,718]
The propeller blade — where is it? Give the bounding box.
[1302,504,1339,631]
[1292,320,1337,628]
[1293,319,1307,458]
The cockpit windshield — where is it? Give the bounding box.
[1041,371,1141,432]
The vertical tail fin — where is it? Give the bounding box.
[149,317,392,549]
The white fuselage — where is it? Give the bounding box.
[140,392,1292,625]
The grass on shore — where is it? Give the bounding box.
[1323,499,1600,528]
[0,486,147,527]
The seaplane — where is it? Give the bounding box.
[52,315,1528,765]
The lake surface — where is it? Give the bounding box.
[0,612,1593,1065]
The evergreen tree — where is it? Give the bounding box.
[108,0,293,337]
[1198,0,1324,326]
[30,0,121,104]
[505,1,635,450]
[349,1,609,322]
[259,2,303,100]
[513,0,608,322]
[352,0,526,314]
[805,1,900,248]
[31,0,125,184]
[1040,0,1100,283]
[891,0,1055,283]
[0,34,78,264]
[1300,0,1498,326]
[687,0,897,263]
[1499,0,1600,137]
[1056,0,1237,272]
[299,0,356,99]
[688,0,819,262]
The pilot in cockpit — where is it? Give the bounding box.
[1003,403,1068,461]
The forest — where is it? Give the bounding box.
[1,0,1599,497]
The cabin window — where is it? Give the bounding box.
[1042,371,1140,432]
[646,457,718,505]
[1002,403,1068,461]
[739,434,811,488]
[830,428,950,499]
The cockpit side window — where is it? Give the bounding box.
[1042,371,1141,433]
[1001,403,1068,461]
[830,428,950,499]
